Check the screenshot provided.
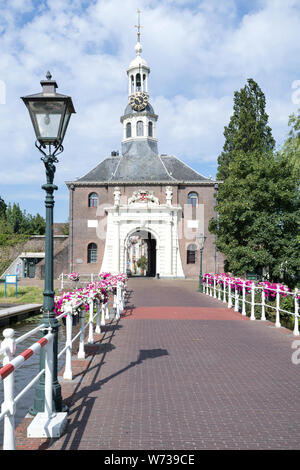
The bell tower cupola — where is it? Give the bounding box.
[120,9,158,155]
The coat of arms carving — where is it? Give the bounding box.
[128,189,160,205]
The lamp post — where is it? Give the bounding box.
[196,232,206,292]
[21,72,75,414]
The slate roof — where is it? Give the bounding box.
[123,102,156,116]
[74,140,211,184]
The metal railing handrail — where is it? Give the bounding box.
[0,281,126,450]
[202,274,299,336]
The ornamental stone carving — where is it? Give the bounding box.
[114,186,121,207]
[165,186,173,206]
[128,189,160,205]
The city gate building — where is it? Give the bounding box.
[66,32,224,278]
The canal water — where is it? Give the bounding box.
[0,314,67,445]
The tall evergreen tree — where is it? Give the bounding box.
[217,78,275,181]
[0,196,6,219]
[210,81,300,285]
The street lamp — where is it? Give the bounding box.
[21,72,75,414]
[196,232,206,292]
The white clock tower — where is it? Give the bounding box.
[120,11,158,152]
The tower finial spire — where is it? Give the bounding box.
[135,8,143,43]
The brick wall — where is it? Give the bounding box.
[69,183,225,278]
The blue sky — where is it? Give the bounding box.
[0,0,299,222]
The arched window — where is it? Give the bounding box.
[148,121,153,137]
[188,192,198,207]
[136,73,141,92]
[137,121,144,136]
[88,193,98,208]
[126,122,132,138]
[87,243,97,263]
[131,75,134,94]
[187,244,197,264]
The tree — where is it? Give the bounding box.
[137,255,147,272]
[0,196,6,219]
[217,78,275,181]
[210,150,299,283]
[28,213,46,235]
[282,108,300,172]
[5,203,46,235]
[210,81,300,285]
[6,202,26,233]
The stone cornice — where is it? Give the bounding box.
[65,180,220,188]
[120,111,158,123]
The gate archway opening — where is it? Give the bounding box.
[126,229,156,277]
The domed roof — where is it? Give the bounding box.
[127,41,149,71]
[123,102,155,116]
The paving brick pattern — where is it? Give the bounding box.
[14,279,300,450]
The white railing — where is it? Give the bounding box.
[58,273,99,291]
[203,274,299,336]
[0,282,126,450]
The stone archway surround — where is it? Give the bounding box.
[100,201,185,278]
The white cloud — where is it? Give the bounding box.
[0,0,299,221]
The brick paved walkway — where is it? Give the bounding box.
[15,279,300,450]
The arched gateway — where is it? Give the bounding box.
[125,229,156,277]
[100,187,185,278]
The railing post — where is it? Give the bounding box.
[44,334,54,418]
[116,283,121,320]
[95,299,101,334]
[205,277,208,295]
[275,284,281,328]
[223,278,227,304]
[78,310,86,359]
[228,281,232,309]
[218,280,221,300]
[120,286,125,312]
[105,301,110,320]
[113,288,117,311]
[213,277,217,298]
[88,300,94,343]
[1,328,16,451]
[101,302,106,327]
[234,284,239,312]
[261,288,266,321]
[242,281,246,316]
[293,289,299,336]
[250,283,256,320]
[63,310,73,380]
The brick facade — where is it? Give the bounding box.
[68,181,224,278]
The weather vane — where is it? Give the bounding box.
[135,8,143,42]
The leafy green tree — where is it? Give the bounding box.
[282,108,300,172]
[217,78,275,181]
[210,150,299,284]
[137,255,147,272]
[5,203,45,235]
[0,196,6,219]
[28,213,46,235]
[6,202,26,233]
[210,81,300,285]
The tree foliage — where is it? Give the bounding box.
[0,199,46,246]
[210,80,300,286]
[217,78,275,181]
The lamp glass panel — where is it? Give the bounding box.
[28,101,65,141]
[60,107,71,141]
